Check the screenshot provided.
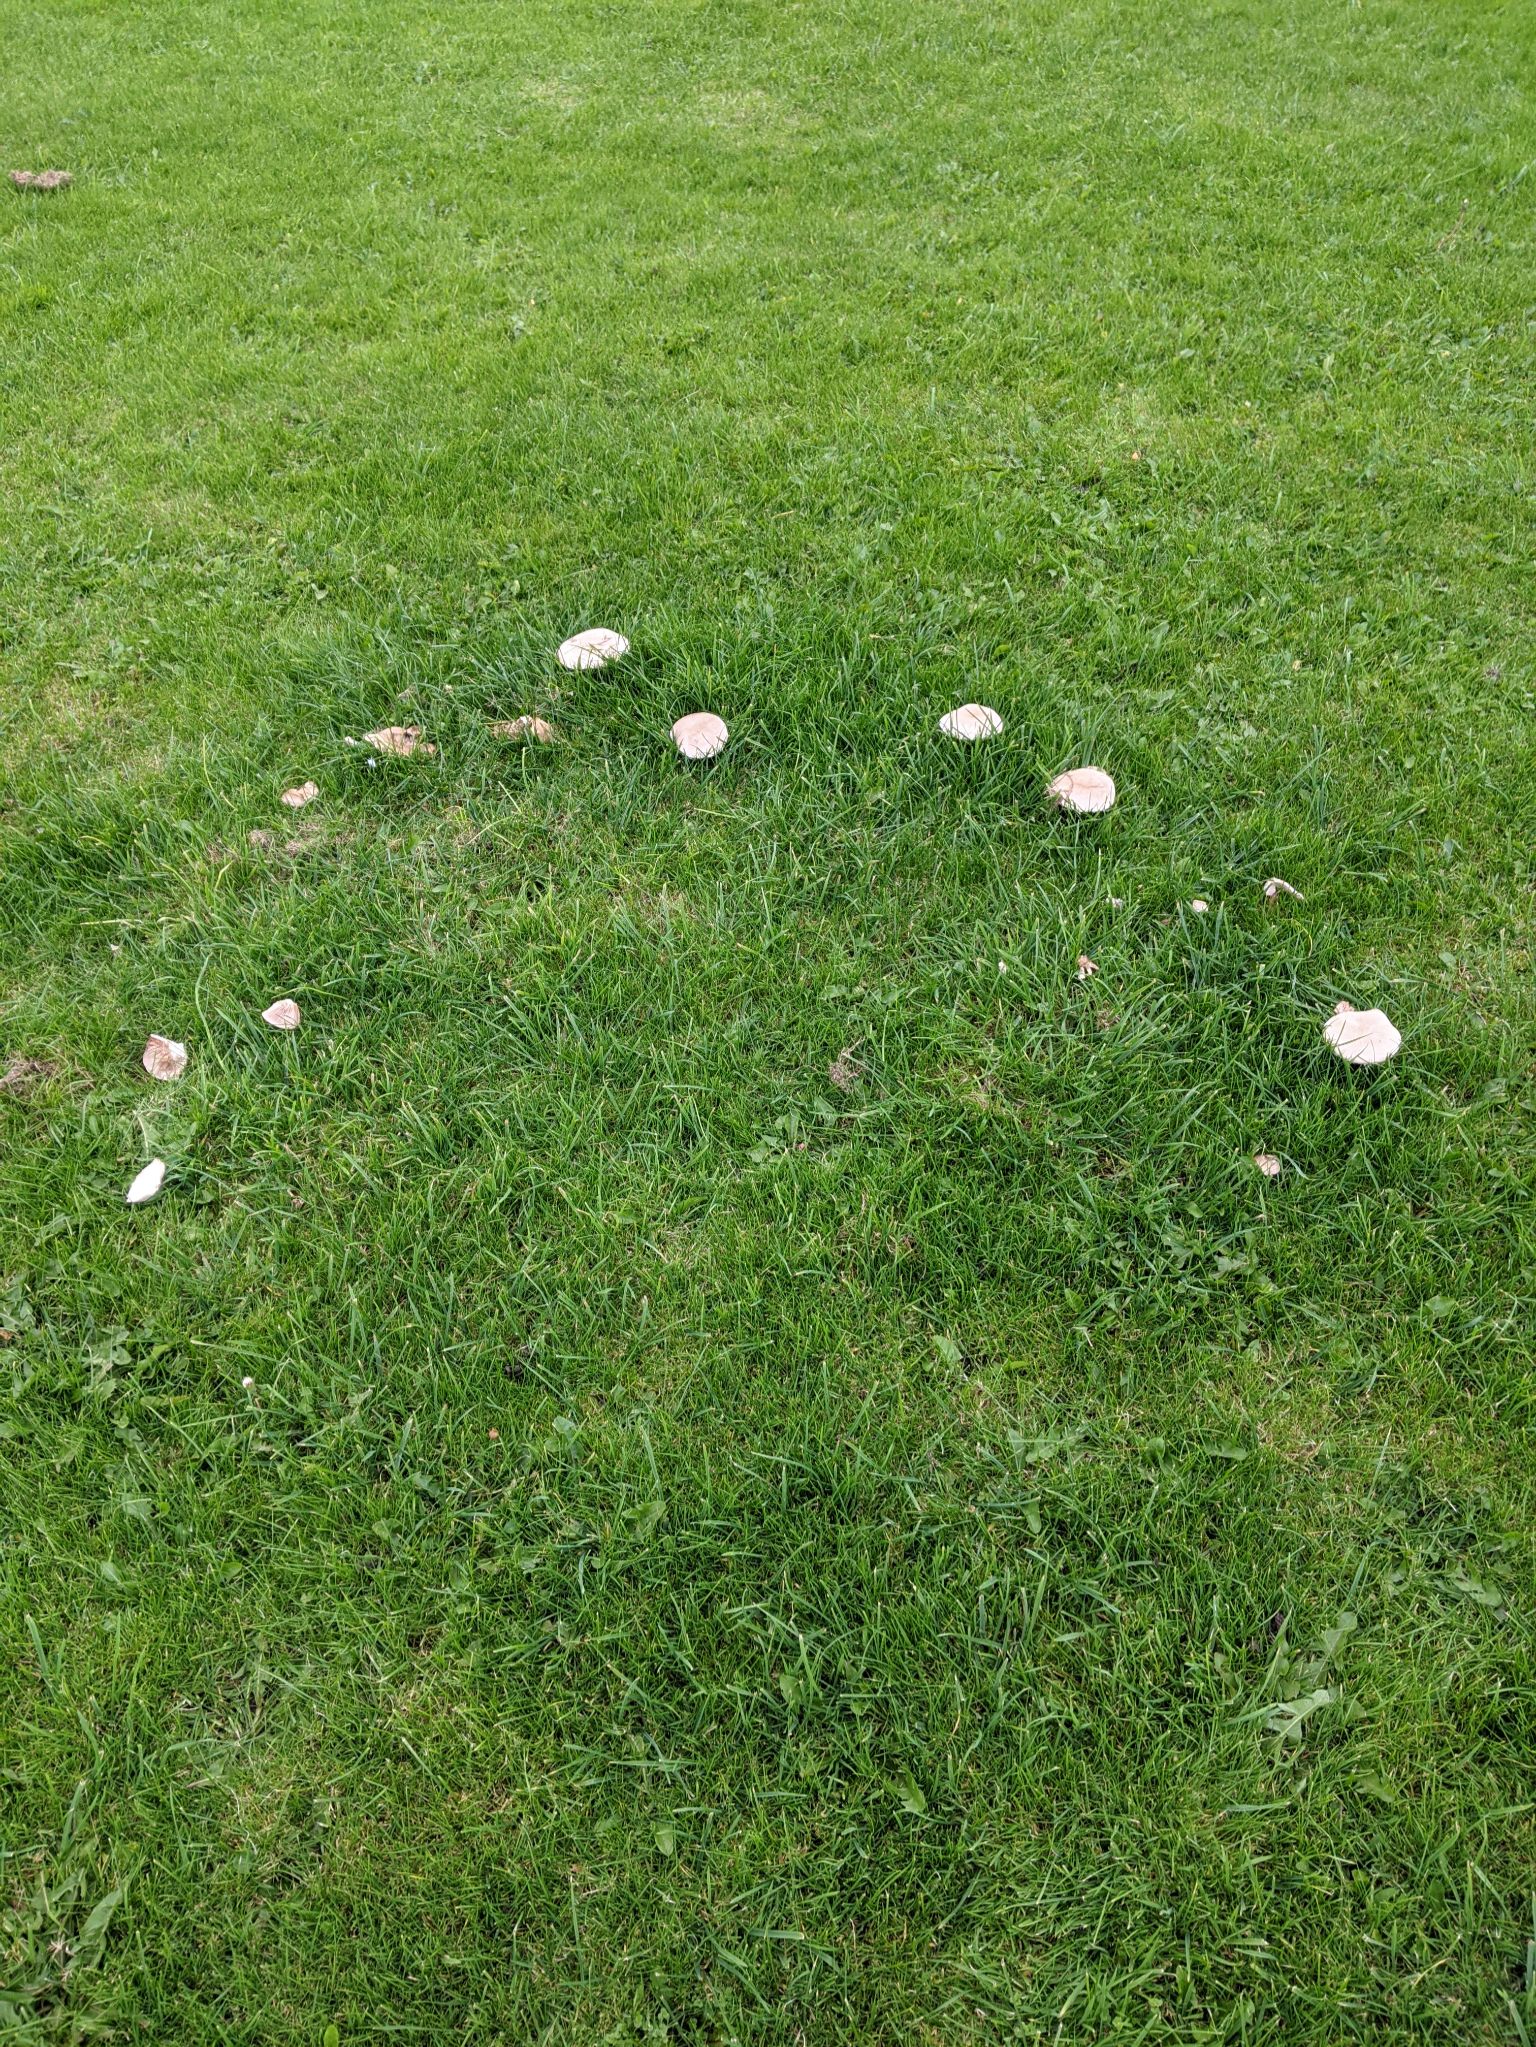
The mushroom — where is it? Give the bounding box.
[558,628,629,671]
[1322,1002,1401,1066]
[1075,955,1098,981]
[281,782,319,809]
[141,1035,188,1081]
[1048,766,1116,814]
[490,716,557,744]
[671,712,729,761]
[1190,898,1210,915]
[362,726,435,758]
[262,999,302,1031]
[938,703,1003,742]
[1263,877,1304,903]
[1253,1152,1282,1179]
[126,1159,167,1206]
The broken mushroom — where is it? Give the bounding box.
[490,716,556,744]
[938,703,1003,742]
[362,726,435,758]
[1254,1152,1282,1179]
[281,781,319,809]
[1322,1001,1401,1066]
[141,1035,188,1081]
[1075,955,1098,981]
[1263,877,1305,903]
[1048,766,1116,815]
[261,999,301,1031]
[558,628,629,671]
[671,712,729,761]
[126,1159,167,1206]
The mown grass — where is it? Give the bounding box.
[2,0,1534,2040]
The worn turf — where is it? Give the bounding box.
[2,0,1534,2040]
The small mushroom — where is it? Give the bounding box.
[1075,955,1098,981]
[938,703,1003,742]
[558,627,629,672]
[490,716,557,744]
[671,711,729,761]
[142,1035,188,1081]
[126,1159,167,1206]
[362,726,435,758]
[1254,1152,1282,1179]
[1048,766,1116,814]
[1190,898,1210,915]
[1322,1001,1401,1066]
[262,998,301,1031]
[1263,877,1304,903]
[281,781,319,809]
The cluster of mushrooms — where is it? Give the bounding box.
[120,626,1402,1204]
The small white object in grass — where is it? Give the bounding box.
[1263,877,1304,902]
[142,1034,188,1081]
[1108,896,1124,909]
[1076,954,1097,981]
[1048,766,1116,814]
[281,781,319,809]
[362,725,435,758]
[938,703,1003,742]
[1191,898,1210,915]
[241,1374,255,1389]
[262,998,301,1031]
[491,716,556,744]
[671,711,729,761]
[126,1158,166,1206]
[1323,1001,1401,1066]
[1254,1152,1282,1179]
[558,627,629,671]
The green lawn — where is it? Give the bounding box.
[3,0,1535,2039]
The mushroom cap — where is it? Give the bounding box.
[671,711,729,761]
[1190,898,1210,915]
[363,726,435,758]
[142,1034,188,1081]
[261,998,302,1031]
[281,781,319,809]
[938,703,1003,742]
[1048,766,1116,814]
[1254,1152,1282,1179]
[126,1158,167,1206]
[1322,1004,1401,1066]
[558,627,630,671]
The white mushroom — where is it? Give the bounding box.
[1190,898,1210,915]
[671,711,729,761]
[1048,766,1116,814]
[281,782,319,809]
[262,998,302,1031]
[1254,1152,1282,1179]
[1075,955,1097,981]
[558,628,629,671]
[1322,1002,1401,1066]
[126,1159,167,1206]
[141,1034,188,1081]
[1263,877,1304,903]
[362,726,435,758]
[491,716,556,744]
[938,703,1003,742]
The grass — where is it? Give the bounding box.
[2,0,1535,2038]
